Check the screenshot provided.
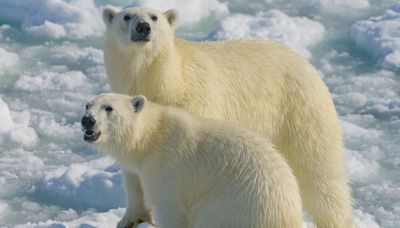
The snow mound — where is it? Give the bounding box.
[17,208,124,228]
[0,149,44,184]
[39,157,124,210]
[211,10,325,58]
[127,0,229,27]
[312,0,370,14]
[15,71,88,92]
[345,148,380,182]
[332,70,400,120]
[0,0,104,40]
[17,207,154,228]
[49,45,104,67]
[0,96,38,147]
[352,3,400,68]
[353,209,380,228]
[0,47,18,71]
[0,201,9,218]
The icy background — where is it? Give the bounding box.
[0,0,399,227]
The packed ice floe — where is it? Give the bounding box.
[352,3,400,68]
[0,0,104,39]
[0,47,18,71]
[211,10,325,58]
[40,157,124,211]
[0,0,399,227]
[0,97,38,147]
[127,0,229,27]
[311,0,370,13]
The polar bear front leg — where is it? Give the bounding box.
[118,170,153,228]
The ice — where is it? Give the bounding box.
[127,0,229,27]
[0,47,18,71]
[0,201,9,218]
[210,10,325,58]
[353,209,380,228]
[0,0,104,40]
[0,0,399,227]
[0,97,38,147]
[345,148,380,182]
[0,97,14,133]
[25,21,68,40]
[312,0,370,13]
[16,208,124,228]
[351,3,400,68]
[40,157,124,211]
[15,71,88,92]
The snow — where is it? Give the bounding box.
[15,71,88,92]
[352,3,400,68]
[0,0,104,39]
[211,10,325,58]
[312,0,370,13]
[0,0,399,227]
[16,208,124,228]
[0,97,38,147]
[25,21,68,40]
[0,47,18,71]
[0,201,9,218]
[40,157,124,211]
[127,0,229,27]
[353,209,380,228]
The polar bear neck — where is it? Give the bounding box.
[115,104,196,172]
[104,38,185,103]
[113,103,168,164]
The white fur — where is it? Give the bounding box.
[103,6,353,228]
[88,93,303,228]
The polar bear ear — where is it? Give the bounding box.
[164,9,179,27]
[103,5,118,26]
[131,95,147,113]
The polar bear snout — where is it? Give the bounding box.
[81,115,101,143]
[130,20,151,42]
[136,22,151,36]
[81,115,96,129]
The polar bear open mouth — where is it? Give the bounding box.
[83,130,101,142]
[131,37,150,42]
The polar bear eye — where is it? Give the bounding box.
[105,106,113,112]
[123,15,131,21]
[151,15,157,21]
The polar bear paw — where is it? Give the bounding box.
[117,213,153,228]
[117,217,143,228]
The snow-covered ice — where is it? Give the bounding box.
[0,47,18,71]
[210,10,325,58]
[127,0,229,27]
[0,97,38,147]
[0,0,399,227]
[352,3,400,68]
[0,0,104,39]
[311,0,370,14]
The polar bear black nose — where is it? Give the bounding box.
[81,115,96,129]
[136,22,151,36]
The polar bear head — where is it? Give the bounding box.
[81,93,147,150]
[103,6,178,53]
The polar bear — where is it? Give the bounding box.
[102,6,353,228]
[81,93,302,228]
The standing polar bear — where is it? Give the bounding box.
[82,93,302,228]
[103,6,353,228]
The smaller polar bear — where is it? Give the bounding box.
[81,93,302,228]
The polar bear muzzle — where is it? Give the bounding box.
[130,17,151,42]
[81,115,101,142]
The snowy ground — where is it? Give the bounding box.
[0,0,399,227]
